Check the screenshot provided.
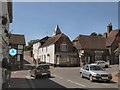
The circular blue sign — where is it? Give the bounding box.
[9,48,17,56]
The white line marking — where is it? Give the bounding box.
[67,79,86,87]
[53,74,86,87]
[54,75,64,79]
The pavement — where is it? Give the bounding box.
[112,72,119,83]
[8,64,32,88]
[9,77,30,88]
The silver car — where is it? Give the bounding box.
[95,60,110,68]
[80,64,112,82]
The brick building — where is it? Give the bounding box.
[73,23,120,66]
[73,34,109,66]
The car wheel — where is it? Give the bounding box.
[80,72,83,78]
[105,65,108,68]
[31,74,33,77]
[48,74,51,78]
[35,75,39,79]
[89,75,94,82]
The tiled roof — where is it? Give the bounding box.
[41,33,66,47]
[73,34,107,50]
[9,34,26,45]
[106,30,119,46]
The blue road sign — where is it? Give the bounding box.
[9,48,17,56]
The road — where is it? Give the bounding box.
[24,65,119,89]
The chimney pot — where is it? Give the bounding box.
[107,23,112,33]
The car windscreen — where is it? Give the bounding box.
[90,65,104,71]
[36,66,43,70]
[42,65,49,69]
[37,65,49,70]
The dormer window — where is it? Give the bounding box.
[60,42,68,51]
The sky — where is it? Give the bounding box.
[10,2,118,43]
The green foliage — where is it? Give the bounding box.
[90,32,97,36]
[24,39,39,51]
[98,33,103,36]
[90,32,103,36]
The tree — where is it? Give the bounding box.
[90,32,103,37]
[98,33,103,36]
[24,39,40,51]
[90,32,97,36]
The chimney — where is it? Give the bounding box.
[107,23,112,33]
[103,32,107,38]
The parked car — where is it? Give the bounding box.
[95,60,110,68]
[30,64,51,79]
[80,64,112,82]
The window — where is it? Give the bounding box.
[44,55,46,61]
[60,43,68,51]
[95,50,104,61]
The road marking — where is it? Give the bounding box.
[53,75,64,79]
[53,74,86,87]
[67,79,86,87]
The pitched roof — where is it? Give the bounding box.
[73,35,107,50]
[9,34,26,45]
[41,33,66,47]
[106,30,119,46]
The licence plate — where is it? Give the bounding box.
[42,73,47,75]
[102,77,108,79]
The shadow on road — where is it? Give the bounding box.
[7,78,30,88]
[30,77,64,88]
[82,77,117,84]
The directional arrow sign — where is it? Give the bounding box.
[9,48,17,56]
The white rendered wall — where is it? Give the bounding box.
[39,44,55,64]
[33,42,41,60]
